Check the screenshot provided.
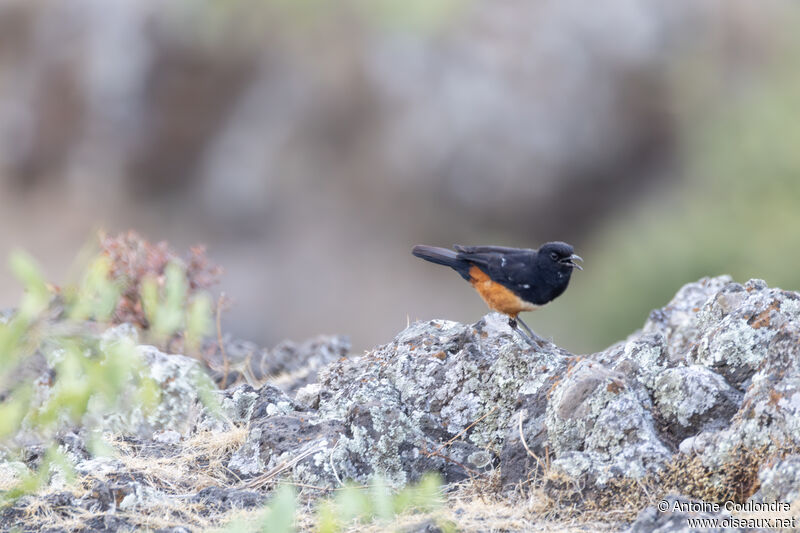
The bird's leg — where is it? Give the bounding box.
[512,316,531,337]
[508,317,539,347]
[516,316,548,344]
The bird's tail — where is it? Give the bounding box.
[412,245,459,266]
[413,245,473,280]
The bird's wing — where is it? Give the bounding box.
[455,249,535,285]
[453,244,534,254]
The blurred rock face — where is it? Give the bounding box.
[0,0,782,349]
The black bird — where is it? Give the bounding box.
[412,242,582,346]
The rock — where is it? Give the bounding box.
[118,481,164,511]
[677,432,713,456]
[400,519,448,533]
[651,366,741,440]
[154,430,182,444]
[94,344,211,437]
[209,334,350,392]
[686,295,800,474]
[228,313,572,488]
[222,276,800,496]
[295,383,322,411]
[752,455,800,504]
[688,279,800,388]
[602,333,670,390]
[545,358,671,486]
[74,456,125,479]
[642,276,734,364]
[8,275,800,530]
[250,383,297,419]
[81,514,135,532]
[312,314,569,487]
[99,322,140,350]
[190,486,264,511]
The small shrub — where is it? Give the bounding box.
[0,236,216,505]
[98,230,220,353]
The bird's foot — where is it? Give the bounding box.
[508,317,542,348]
[516,316,549,345]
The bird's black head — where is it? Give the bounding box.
[537,242,583,278]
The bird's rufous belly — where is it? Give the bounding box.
[468,266,538,318]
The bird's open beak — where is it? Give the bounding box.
[561,254,583,270]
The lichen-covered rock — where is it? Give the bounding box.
[190,486,264,511]
[209,334,350,391]
[225,276,800,495]
[7,276,800,530]
[554,276,800,496]
[651,366,741,440]
[546,359,671,486]
[684,302,800,475]
[641,276,735,363]
[227,313,572,488]
[601,333,669,390]
[686,280,800,387]
[96,344,211,437]
[751,455,800,504]
[314,313,572,487]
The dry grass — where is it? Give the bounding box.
[4,426,250,532]
[8,428,800,532]
[111,426,249,493]
[538,440,800,526]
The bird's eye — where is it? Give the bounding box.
[550,252,559,261]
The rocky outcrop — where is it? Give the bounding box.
[5,275,800,531]
[224,315,571,488]
[220,276,800,496]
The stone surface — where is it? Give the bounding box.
[98,344,210,437]
[545,358,671,486]
[651,365,741,440]
[751,455,800,504]
[208,334,350,392]
[219,276,800,495]
[5,276,800,531]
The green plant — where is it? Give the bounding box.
[317,473,446,533]
[221,474,449,533]
[0,238,216,505]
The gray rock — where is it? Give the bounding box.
[688,279,800,388]
[400,519,448,533]
[209,334,350,392]
[228,313,572,488]
[603,333,670,390]
[315,314,569,487]
[652,366,741,440]
[99,322,140,350]
[546,358,671,486]
[8,276,800,530]
[295,382,322,410]
[752,455,800,504]
[689,304,800,472]
[642,276,734,364]
[94,344,210,437]
[222,276,800,496]
[190,486,264,510]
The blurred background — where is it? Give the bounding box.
[0,0,798,355]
